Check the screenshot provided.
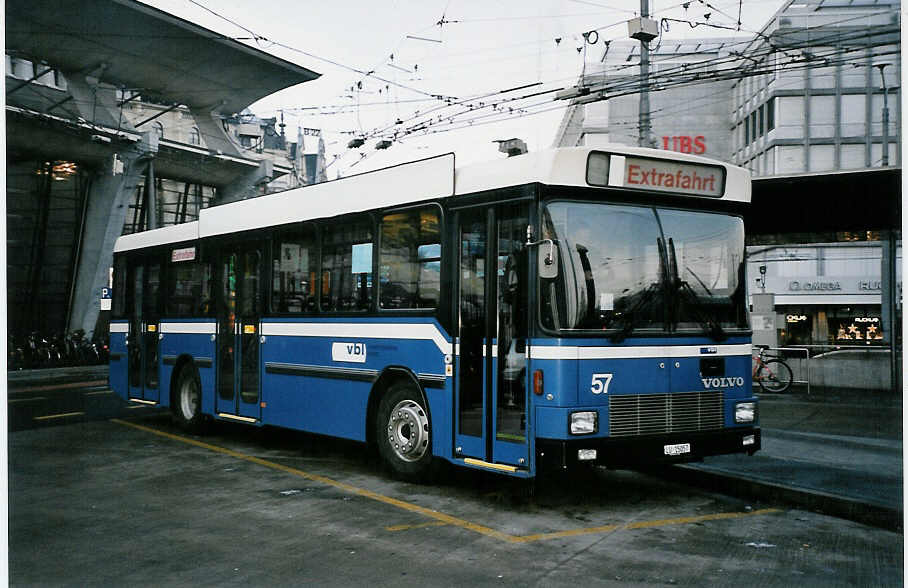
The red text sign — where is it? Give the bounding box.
[662,135,706,155]
[624,156,724,197]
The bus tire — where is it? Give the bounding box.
[172,363,207,434]
[375,382,433,481]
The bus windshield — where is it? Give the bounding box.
[540,201,747,338]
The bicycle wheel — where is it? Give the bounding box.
[757,359,793,393]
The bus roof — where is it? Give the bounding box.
[114,146,750,253]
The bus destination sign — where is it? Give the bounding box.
[624,156,724,198]
[171,247,196,262]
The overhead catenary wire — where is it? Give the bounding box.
[17,1,899,178]
[334,23,899,144]
[278,18,900,155]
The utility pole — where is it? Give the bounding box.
[638,0,652,148]
[875,63,899,393]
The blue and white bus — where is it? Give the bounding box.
[109,146,759,479]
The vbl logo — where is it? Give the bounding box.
[332,341,367,363]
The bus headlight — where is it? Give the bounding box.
[570,411,598,435]
[735,402,756,423]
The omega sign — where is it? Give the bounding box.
[788,280,841,291]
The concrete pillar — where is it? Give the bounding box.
[750,292,779,349]
[65,69,137,132]
[145,160,157,230]
[190,109,242,157]
[880,232,900,391]
[217,159,273,204]
[68,132,157,335]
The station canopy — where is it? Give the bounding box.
[6,0,319,115]
[749,168,901,235]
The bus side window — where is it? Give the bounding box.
[379,207,440,310]
[272,225,317,314]
[321,216,373,312]
[167,259,198,317]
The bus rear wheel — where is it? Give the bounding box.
[172,363,206,433]
[376,382,432,481]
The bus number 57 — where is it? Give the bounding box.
[590,373,613,395]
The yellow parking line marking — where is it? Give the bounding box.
[9,397,46,403]
[111,419,782,544]
[35,411,85,421]
[84,390,112,396]
[386,521,450,532]
[515,509,781,543]
[127,405,150,409]
[112,419,516,543]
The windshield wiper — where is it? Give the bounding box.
[608,281,663,343]
[668,238,726,342]
[609,237,669,343]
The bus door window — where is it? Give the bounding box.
[144,261,161,389]
[496,206,529,442]
[218,253,237,402]
[457,210,486,438]
[127,263,143,388]
[239,248,261,404]
[113,256,127,318]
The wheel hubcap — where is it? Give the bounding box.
[180,377,199,420]
[387,400,429,462]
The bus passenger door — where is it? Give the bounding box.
[216,245,263,422]
[454,204,530,469]
[126,259,161,403]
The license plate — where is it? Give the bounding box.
[664,443,691,456]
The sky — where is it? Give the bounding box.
[140,0,789,177]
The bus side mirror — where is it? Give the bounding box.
[527,239,558,279]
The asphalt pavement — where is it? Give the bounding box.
[674,387,903,531]
[6,367,904,531]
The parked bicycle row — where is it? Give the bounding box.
[7,330,109,370]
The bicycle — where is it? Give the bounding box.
[752,346,793,393]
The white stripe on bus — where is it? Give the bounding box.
[260,322,451,355]
[160,322,217,335]
[530,344,752,360]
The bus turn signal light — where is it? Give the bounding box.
[533,370,543,395]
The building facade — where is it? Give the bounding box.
[731,0,901,175]
[749,240,901,347]
[555,38,740,161]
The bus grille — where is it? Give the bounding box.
[608,391,724,437]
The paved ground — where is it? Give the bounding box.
[9,413,903,586]
[679,390,903,531]
[5,367,904,585]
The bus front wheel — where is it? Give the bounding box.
[172,363,206,434]
[376,382,432,480]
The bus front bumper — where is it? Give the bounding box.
[536,427,761,471]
